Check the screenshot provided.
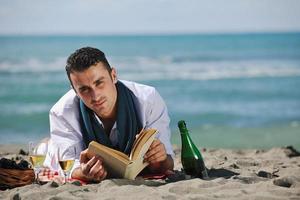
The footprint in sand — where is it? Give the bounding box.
[273,176,300,188]
[236,160,259,167]
[257,170,279,179]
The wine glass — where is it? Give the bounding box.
[57,145,76,184]
[29,141,47,184]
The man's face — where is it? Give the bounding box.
[70,62,118,119]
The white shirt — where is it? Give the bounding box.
[45,80,174,174]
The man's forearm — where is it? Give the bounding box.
[148,155,174,173]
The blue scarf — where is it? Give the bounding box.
[78,81,142,155]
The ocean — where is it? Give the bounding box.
[0,33,300,149]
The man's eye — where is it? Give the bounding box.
[96,81,103,86]
[80,88,88,93]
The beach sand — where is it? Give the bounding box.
[1,144,300,200]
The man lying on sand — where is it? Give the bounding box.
[45,47,174,182]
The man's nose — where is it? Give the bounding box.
[91,89,101,101]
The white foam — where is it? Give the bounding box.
[1,56,300,80]
[116,57,300,80]
[2,103,51,115]
[0,57,66,73]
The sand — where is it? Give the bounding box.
[1,144,300,200]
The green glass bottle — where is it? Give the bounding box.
[178,120,209,179]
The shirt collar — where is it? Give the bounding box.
[93,113,117,131]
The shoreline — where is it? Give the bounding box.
[0,144,27,155]
[1,142,299,154]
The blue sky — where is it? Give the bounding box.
[1,0,300,35]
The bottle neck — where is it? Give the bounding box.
[178,120,189,135]
[180,129,189,135]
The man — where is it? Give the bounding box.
[47,47,174,182]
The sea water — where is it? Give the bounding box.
[0,33,300,149]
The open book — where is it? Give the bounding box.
[87,129,158,180]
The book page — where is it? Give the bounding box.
[88,142,131,178]
[88,142,129,162]
[130,128,144,154]
[130,129,158,161]
[124,159,148,180]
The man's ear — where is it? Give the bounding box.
[111,67,118,84]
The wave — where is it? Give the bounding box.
[1,56,300,80]
[0,57,66,73]
[170,54,300,63]
[116,58,300,81]
[1,103,51,115]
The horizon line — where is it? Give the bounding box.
[0,30,300,37]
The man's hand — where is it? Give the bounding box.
[71,149,107,182]
[144,139,174,173]
[144,139,167,164]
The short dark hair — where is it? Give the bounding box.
[65,47,112,83]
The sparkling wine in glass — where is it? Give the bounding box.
[57,145,76,184]
[29,142,47,183]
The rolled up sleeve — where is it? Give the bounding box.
[44,110,83,177]
[145,89,174,158]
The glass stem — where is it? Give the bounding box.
[64,172,67,184]
[34,168,40,184]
